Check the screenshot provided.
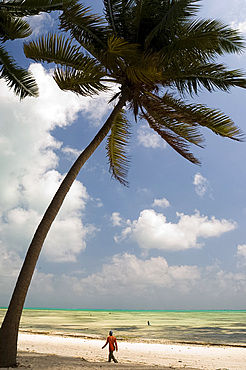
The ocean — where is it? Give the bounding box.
[0,308,245,346]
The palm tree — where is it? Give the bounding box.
[0,0,71,99]
[1,0,246,367]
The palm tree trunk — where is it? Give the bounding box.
[0,93,127,368]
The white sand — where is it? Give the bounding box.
[8,332,246,369]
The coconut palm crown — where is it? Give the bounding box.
[24,0,246,184]
[0,0,71,99]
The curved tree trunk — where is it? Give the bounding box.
[0,93,127,368]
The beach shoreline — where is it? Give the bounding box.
[18,327,246,347]
[4,332,245,369]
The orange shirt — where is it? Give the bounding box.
[106,335,118,352]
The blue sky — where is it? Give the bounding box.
[0,0,246,310]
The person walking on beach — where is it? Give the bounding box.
[102,330,118,363]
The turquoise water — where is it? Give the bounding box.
[1,309,246,346]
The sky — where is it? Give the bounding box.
[0,0,246,310]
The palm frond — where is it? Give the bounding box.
[125,63,159,87]
[142,93,204,147]
[106,109,131,186]
[103,0,123,33]
[24,33,90,69]
[104,37,162,85]
[0,0,71,17]
[185,19,245,56]
[169,0,201,19]
[133,0,144,43]
[24,33,108,97]
[103,35,140,71]
[104,0,137,41]
[104,0,116,32]
[171,63,246,95]
[0,44,38,98]
[145,0,201,48]
[143,92,244,142]
[107,34,139,59]
[59,1,107,53]
[159,19,245,64]
[143,110,201,164]
[0,10,31,41]
[53,65,107,96]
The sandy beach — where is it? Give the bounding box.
[3,332,244,369]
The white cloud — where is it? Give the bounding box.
[110,212,123,226]
[193,172,213,198]
[0,63,111,262]
[236,245,246,267]
[61,146,81,160]
[95,198,103,208]
[215,270,246,294]
[24,253,201,307]
[115,209,237,251]
[152,198,170,209]
[77,254,200,295]
[19,253,246,309]
[237,244,246,258]
[137,187,150,195]
[137,125,167,149]
[84,86,120,127]
[0,246,22,294]
[26,13,56,38]
[0,246,28,305]
[232,21,246,34]
[43,218,96,262]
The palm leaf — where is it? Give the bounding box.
[59,1,107,53]
[106,109,131,186]
[103,35,141,71]
[142,93,204,147]
[104,0,134,33]
[133,0,144,43]
[144,0,201,48]
[142,92,244,143]
[24,32,108,96]
[103,0,141,42]
[125,60,160,87]
[106,34,140,59]
[0,10,31,41]
[0,44,38,98]
[104,0,121,33]
[185,19,245,56]
[53,65,107,96]
[0,0,71,17]
[143,110,201,164]
[104,37,161,86]
[170,63,246,95]
[158,19,245,65]
[24,33,91,69]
